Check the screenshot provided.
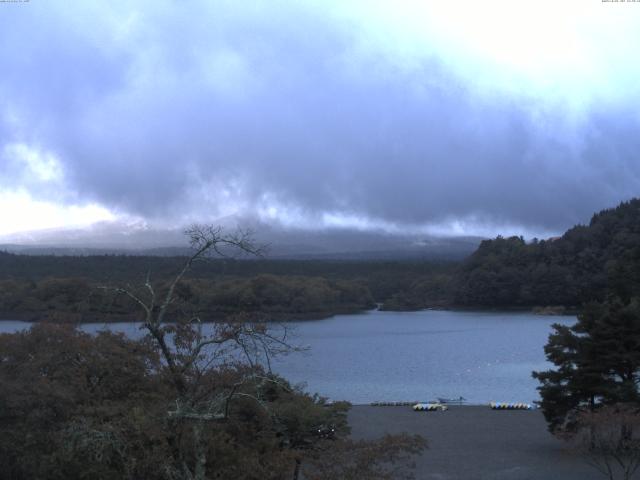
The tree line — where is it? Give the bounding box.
[0,251,455,320]
[0,275,375,322]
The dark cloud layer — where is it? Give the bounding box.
[1,1,639,236]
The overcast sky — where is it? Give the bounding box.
[1,0,640,239]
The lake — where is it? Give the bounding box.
[0,310,575,405]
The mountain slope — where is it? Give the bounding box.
[452,198,640,307]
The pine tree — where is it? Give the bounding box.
[533,297,640,433]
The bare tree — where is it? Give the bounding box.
[103,225,295,480]
[99,224,426,480]
[572,404,640,480]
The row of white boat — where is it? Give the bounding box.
[370,397,535,411]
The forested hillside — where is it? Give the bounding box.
[452,199,640,307]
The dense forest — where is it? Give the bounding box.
[452,199,640,308]
[1,199,640,320]
[0,252,454,322]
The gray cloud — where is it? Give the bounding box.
[1,1,639,237]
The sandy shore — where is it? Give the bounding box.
[348,405,604,480]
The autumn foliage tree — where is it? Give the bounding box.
[0,324,167,479]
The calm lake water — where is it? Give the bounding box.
[0,310,575,405]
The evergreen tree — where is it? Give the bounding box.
[533,297,640,433]
[453,198,640,307]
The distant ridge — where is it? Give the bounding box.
[0,219,482,261]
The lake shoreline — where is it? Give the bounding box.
[0,304,579,324]
[0,308,364,324]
